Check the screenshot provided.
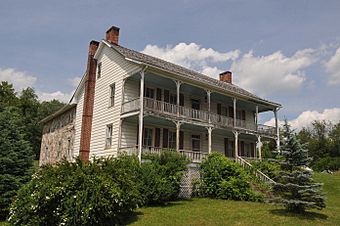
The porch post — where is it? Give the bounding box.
[274,108,280,152]
[233,131,239,158]
[176,121,181,152]
[257,135,262,160]
[233,98,237,128]
[255,105,259,131]
[138,71,145,162]
[176,80,181,117]
[206,90,211,123]
[118,118,123,150]
[207,127,212,154]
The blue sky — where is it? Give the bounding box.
[1,0,340,128]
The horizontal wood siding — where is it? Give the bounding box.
[89,45,141,158]
[73,85,85,158]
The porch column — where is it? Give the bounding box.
[257,135,262,160]
[138,71,145,162]
[274,108,280,152]
[233,98,237,128]
[176,121,181,152]
[118,118,123,150]
[206,90,211,123]
[233,131,239,158]
[176,80,181,117]
[255,105,259,131]
[207,127,212,154]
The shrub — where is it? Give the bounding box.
[252,160,280,179]
[8,156,143,226]
[313,156,340,171]
[197,153,263,202]
[140,151,189,205]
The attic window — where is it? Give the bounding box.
[97,62,102,79]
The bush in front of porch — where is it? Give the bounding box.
[196,153,263,202]
[140,151,189,205]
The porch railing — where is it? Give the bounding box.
[121,97,276,136]
[258,124,276,136]
[118,146,208,163]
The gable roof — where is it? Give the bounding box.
[102,41,281,108]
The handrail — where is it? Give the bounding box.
[235,156,275,185]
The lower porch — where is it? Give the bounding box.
[119,115,266,163]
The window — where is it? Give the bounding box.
[143,128,153,147]
[168,131,176,149]
[109,83,115,107]
[192,135,200,152]
[97,62,102,79]
[105,124,113,148]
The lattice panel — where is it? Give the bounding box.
[179,164,200,199]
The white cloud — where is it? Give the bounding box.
[37,90,72,103]
[68,76,82,88]
[265,108,340,130]
[324,47,340,85]
[0,67,37,91]
[230,49,319,96]
[142,42,240,76]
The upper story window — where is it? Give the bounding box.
[97,62,102,79]
[105,124,113,149]
[109,83,115,107]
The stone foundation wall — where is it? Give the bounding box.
[39,107,76,166]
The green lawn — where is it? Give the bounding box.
[1,172,339,226]
[126,172,340,226]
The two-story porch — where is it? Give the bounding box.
[118,69,280,162]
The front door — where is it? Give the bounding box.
[191,99,200,119]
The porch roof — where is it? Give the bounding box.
[103,40,281,109]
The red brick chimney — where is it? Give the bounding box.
[79,40,99,162]
[219,71,232,84]
[106,25,120,45]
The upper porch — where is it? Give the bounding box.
[120,70,279,138]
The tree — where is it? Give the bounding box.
[273,121,326,213]
[0,81,18,110]
[0,107,34,220]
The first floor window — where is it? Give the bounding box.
[168,131,176,149]
[106,124,113,148]
[143,128,153,147]
[192,135,200,152]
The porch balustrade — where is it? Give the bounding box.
[121,97,276,136]
[118,146,208,163]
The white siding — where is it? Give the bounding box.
[89,45,142,158]
[73,85,85,158]
[121,120,137,148]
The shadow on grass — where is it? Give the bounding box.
[121,200,190,225]
[270,209,328,221]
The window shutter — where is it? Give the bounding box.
[250,143,255,157]
[163,128,168,148]
[164,90,170,103]
[156,88,162,101]
[241,141,245,156]
[155,128,161,147]
[180,93,184,106]
[242,110,246,120]
[229,106,234,118]
[217,103,222,115]
[179,131,184,149]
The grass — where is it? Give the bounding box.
[125,171,340,226]
[1,172,339,226]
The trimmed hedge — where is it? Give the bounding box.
[196,153,263,202]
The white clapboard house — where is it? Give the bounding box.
[39,25,281,166]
